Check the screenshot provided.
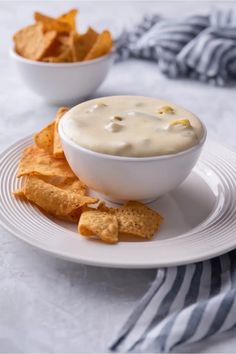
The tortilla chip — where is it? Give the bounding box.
[42,38,73,63]
[71,27,98,62]
[58,9,78,31]
[84,30,112,61]
[39,176,86,195]
[34,12,71,33]
[79,210,118,244]
[97,201,115,213]
[13,23,57,61]
[115,201,163,239]
[59,209,82,223]
[14,176,88,222]
[22,176,97,217]
[34,107,68,156]
[58,34,71,46]
[34,121,54,153]
[60,178,86,195]
[17,145,75,178]
[55,178,86,195]
[41,32,72,61]
[53,107,69,158]
[13,189,25,198]
[43,47,72,63]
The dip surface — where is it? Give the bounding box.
[62,96,204,157]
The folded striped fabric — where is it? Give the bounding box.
[110,250,236,352]
[115,9,236,86]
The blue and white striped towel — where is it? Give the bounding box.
[115,9,236,86]
[111,250,236,352]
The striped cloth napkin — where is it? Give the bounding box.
[110,250,236,352]
[115,9,236,86]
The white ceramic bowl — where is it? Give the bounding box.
[59,111,207,203]
[10,48,114,105]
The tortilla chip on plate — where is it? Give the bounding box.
[34,121,54,154]
[53,107,69,158]
[20,176,97,218]
[97,201,115,213]
[34,107,68,157]
[13,189,26,199]
[79,210,118,243]
[115,201,163,239]
[42,177,87,195]
[17,145,75,178]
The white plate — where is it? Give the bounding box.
[1,136,236,268]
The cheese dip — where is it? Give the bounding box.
[62,96,204,157]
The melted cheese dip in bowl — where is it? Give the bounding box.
[59,96,206,202]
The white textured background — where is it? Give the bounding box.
[1,1,236,352]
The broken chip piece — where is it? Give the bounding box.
[115,201,163,239]
[79,210,118,244]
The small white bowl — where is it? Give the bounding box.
[10,48,114,105]
[59,113,207,203]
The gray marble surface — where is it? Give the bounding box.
[1,1,236,353]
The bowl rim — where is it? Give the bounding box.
[59,110,207,162]
[9,47,115,67]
